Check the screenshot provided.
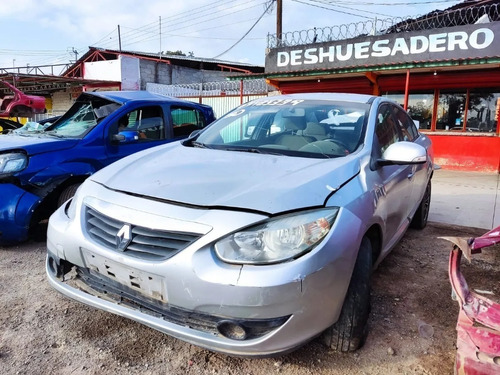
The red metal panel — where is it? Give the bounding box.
[426,134,500,172]
[279,78,373,95]
[379,69,500,92]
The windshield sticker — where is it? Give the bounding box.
[242,99,305,107]
[225,108,246,117]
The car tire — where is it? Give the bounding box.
[58,184,81,207]
[410,180,431,230]
[322,236,372,352]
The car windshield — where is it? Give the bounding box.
[193,99,369,158]
[40,94,121,138]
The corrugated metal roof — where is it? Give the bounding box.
[98,48,263,68]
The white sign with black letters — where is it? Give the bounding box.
[265,23,500,72]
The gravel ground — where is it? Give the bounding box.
[1,222,498,375]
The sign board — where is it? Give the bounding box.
[265,22,500,73]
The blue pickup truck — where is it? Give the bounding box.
[0,91,215,245]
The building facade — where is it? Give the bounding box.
[255,1,500,172]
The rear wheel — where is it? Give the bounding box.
[410,180,431,230]
[322,236,372,352]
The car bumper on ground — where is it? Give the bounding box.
[0,183,40,245]
[442,226,500,374]
[46,183,363,356]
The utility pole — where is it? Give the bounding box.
[118,25,122,52]
[159,16,162,59]
[71,47,78,63]
[276,0,282,46]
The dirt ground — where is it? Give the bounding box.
[1,222,499,375]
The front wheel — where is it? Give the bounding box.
[57,183,81,207]
[321,236,372,352]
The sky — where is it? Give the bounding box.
[0,0,464,72]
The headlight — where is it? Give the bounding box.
[215,208,339,265]
[0,152,28,175]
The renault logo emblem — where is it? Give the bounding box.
[116,224,132,251]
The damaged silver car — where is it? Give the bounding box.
[46,93,433,356]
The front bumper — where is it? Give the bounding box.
[46,181,363,356]
[0,183,41,245]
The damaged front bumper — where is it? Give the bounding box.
[442,226,500,374]
[45,185,362,357]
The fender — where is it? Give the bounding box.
[0,184,41,243]
[28,162,98,189]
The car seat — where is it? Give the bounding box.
[275,117,315,150]
[303,122,328,141]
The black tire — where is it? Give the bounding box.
[322,236,372,352]
[57,183,81,207]
[10,105,32,118]
[410,180,431,230]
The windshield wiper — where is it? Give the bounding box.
[191,141,210,149]
[224,147,284,155]
[43,130,65,138]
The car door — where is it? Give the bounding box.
[372,103,414,250]
[106,105,167,165]
[392,105,430,216]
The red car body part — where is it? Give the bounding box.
[0,80,46,117]
[442,226,500,375]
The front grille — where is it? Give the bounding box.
[75,266,289,339]
[85,206,201,261]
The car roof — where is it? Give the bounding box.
[85,90,206,107]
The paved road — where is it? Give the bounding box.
[430,169,500,230]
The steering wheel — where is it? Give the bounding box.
[327,139,350,154]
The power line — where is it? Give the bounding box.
[311,0,391,17]
[316,0,460,5]
[108,1,268,51]
[213,1,273,59]
[292,0,373,19]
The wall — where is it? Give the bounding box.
[427,134,500,173]
[84,59,121,81]
[50,90,74,115]
[139,60,240,89]
[139,60,173,89]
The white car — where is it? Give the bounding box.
[46,93,433,357]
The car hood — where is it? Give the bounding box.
[0,134,78,155]
[93,143,361,214]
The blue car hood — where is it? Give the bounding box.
[93,143,360,214]
[0,134,78,155]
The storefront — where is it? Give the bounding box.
[256,3,500,172]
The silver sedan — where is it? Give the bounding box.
[46,93,433,356]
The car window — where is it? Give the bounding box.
[113,106,165,141]
[194,99,369,158]
[375,104,401,153]
[393,106,419,142]
[171,106,206,137]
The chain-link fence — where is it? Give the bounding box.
[268,2,500,48]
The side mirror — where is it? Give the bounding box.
[111,130,139,144]
[378,141,427,166]
[188,129,201,138]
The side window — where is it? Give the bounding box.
[375,104,401,153]
[114,106,165,141]
[171,106,206,137]
[393,106,419,141]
